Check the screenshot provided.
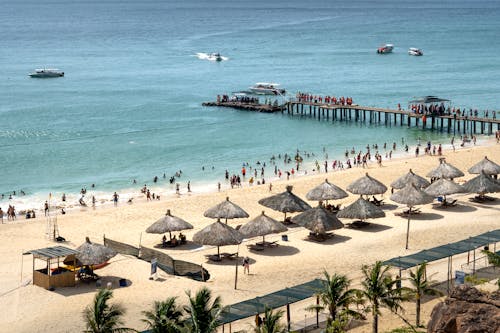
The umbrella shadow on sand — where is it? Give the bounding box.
[346,223,392,233]
[395,212,444,221]
[379,203,399,211]
[247,244,300,257]
[432,204,477,213]
[53,276,133,297]
[303,234,351,245]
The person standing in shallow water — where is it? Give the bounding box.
[112,192,119,206]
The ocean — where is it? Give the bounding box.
[1,0,499,212]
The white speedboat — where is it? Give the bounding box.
[208,53,223,62]
[249,82,286,95]
[29,69,64,78]
[408,47,423,56]
[377,44,394,54]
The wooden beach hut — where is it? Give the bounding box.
[25,246,79,289]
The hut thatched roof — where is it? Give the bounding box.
[463,171,500,195]
[76,237,117,266]
[239,211,287,238]
[346,173,387,195]
[390,169,430,190]
[192,220,243,246]
[336,197,385,220]
[424,178,466,197]
[204,197,249,220]
[390,183,434,207]
[426,158,464,179]
[146,209,193,234]
[258,185,311,213]
[291,205,344,234]
[468,156,500,175]
[306,179,348,201]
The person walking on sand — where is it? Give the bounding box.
[0,207,3,223]
[44,201,49,216]
[175,183,180,195]
[112,192,119,206]
[243,256,250,274]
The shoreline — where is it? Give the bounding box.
[0,134,494,221]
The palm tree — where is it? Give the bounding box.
[360,261,407,333]
[254,306,286,333]
[83,288,134,333]
[142,297,184,333]
[184,287,224,333]
[313,271,364,324]
[407,262,443,327]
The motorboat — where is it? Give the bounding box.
[377,44,394,54]
[249,82,286,95]
[208,53,223,62]
[29,69,64,78]
[408,47,423,56]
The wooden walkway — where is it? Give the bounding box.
[285,101,500,135]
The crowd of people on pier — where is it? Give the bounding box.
[408,103,497,119]
[296,93,353,106]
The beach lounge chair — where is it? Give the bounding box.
[371,196,384,206]
[307,232,333,242]
[347,220,371,229]
[247,244,265,252]
[77,266,99,281]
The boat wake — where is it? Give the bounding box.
[196,52,229,61]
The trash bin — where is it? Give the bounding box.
[281,235,288,241]
[95,279,102,288]
[119,278,127,287]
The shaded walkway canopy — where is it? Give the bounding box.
[219,279,323,325]
[383,229,500,270]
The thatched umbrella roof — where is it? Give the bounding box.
[390,183,435,250]
[204,197,249,223]
[424,178,466,197]
[468,156,500,175]
[390,169,430,190]
[258,186,311,222]
[463,171,500,195]
[291,204,344,234]
[76,237,117,266]
[146,209,193,238]
[346,173,387,196]
[336,197,385,221]
[426,158,464,179]
[239,211,287,239]
[193,220,243,257]
[390,183,435,207]
[306,179,348,201]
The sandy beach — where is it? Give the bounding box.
[0,141,499,333]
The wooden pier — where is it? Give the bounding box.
[284,101,500,136]
[202,101,284,113]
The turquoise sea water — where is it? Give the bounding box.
[1,0,499,210]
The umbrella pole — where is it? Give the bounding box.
[217,246,220,259]
[405,206,412,250]
[169,231,172,240]
[283,212,287,223]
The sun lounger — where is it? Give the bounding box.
[77,266,99,281]
[221,252,238,260]
[371,197,384,206]
[347,220,371,229]
[395,208,421,217]
[307,232,333,242]
[256,241,278,248]
[247,244,265,252]
[206,254,222,262]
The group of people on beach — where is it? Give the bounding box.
[296,93,353,105]
[0,205,17,222]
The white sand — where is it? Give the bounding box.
[0,141,499,333]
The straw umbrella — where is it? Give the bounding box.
[463,171,500,199]
[239,211,287,245]
[192,220,243,259]
[390,183,435,249]
[204,197,249,224]
[146,209,193,240]
[468,156,500,175]
[336,197,385,224]
[306,179,348,202]
[426,158,464,180]
[346,173,387,199]
[76,237,117,266]
[424,178,466,202]
[258,185,311,222]
[391,169,430,190]
[291,203,344,235]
